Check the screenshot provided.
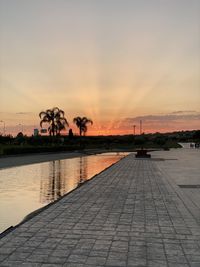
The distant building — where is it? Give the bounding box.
[33,128,39,136]
[40,128,47,134]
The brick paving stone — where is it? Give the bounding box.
[0,153,200,266]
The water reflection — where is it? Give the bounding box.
[40,157,89,203]
[77,156,88,186]
[0,153,128,233]
[40,160,62,203]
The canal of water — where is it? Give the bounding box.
[0,152,128,233]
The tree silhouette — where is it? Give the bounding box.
[39,107,69,136]
[73,116,93,136]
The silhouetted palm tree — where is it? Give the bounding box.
[39,107,69,136]
[73,116,93,136]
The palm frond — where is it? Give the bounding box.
[39,107,69,136]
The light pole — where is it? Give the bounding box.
[0,120,6,135]
[140,120,142,135]
[133,125,136,135]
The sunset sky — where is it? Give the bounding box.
[0,0,200,136]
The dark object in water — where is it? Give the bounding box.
[135,149,151,158]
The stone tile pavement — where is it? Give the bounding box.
[0,153,200,266]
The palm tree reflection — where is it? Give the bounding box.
[77,157,88,187]
[40,157,88,203]
[40,160,63,203]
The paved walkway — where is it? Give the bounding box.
[0,153,200,267]
[152,148,200,212]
